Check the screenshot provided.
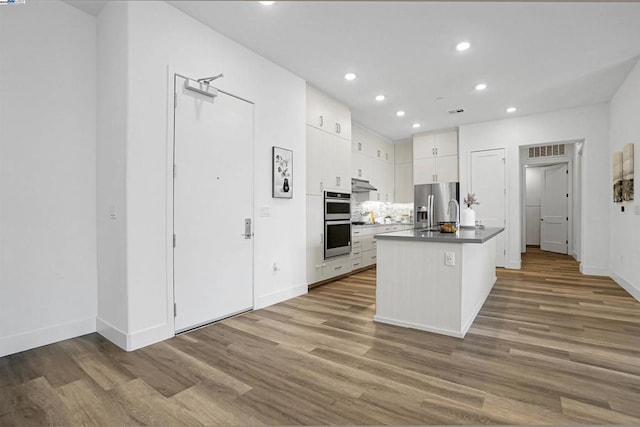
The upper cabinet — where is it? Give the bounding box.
[352,124,394,202]
[305,85,351,196]
[413,129,459,185]
[306,85,351,141]
[394,141,413,203]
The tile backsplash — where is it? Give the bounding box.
[351,197,414,224]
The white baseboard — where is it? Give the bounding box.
[96,317,128,350]
[254,283,307,310]
[373,315,465,339]
[97,317,173,352]
[611,272,640,303]
[128,323,174,351]
[505,259,522,270]
[579,264,610,276]
[572,251,580,262]
[0,317,96,357]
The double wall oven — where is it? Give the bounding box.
[324,191,351,258]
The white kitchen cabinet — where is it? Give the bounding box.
[351,124,395,201]
[413,129,458,159]
[435,154,459,183]
[321,131,350,192]
[306,86,324,130]
[352,151,375,182]
[306,126,323,196]
[413,129,459,184]
[306,194,325,284]
[413,133,435,159]
[413,157,437,185]
[434,131,458,157]
[306,85,351,141]
[324,256,352,279]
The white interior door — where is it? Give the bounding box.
[540,163,568,254]
[173,75,254,333]
[470,149,506,267]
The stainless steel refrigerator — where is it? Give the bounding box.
[414,183,460,229]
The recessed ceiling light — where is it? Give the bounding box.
[456,41,471,52]
[412,123,421,129]
[475,83,487,91]
[375,94,385,102]
[506,107,517,113]
[344,73,357,81]
[260,1,275,5]
[396,111,406,117]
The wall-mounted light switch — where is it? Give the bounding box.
[260,207,271,217]
[108,204,118,220]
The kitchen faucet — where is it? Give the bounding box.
[448,199,460,225]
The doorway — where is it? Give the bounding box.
[172,74,255,333]
[525,163,569,254]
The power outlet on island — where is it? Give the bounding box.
[445,252,455,266]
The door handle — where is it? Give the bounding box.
[243,218,253,239]
[540,218,544,221]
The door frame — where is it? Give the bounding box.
[165,66,256,334]
[521,159,573,256]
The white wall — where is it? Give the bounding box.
[459,104,610,273]
[609,58,640,300]
[96,1,307,350]
[96,2,129,348]
[0,1,97,356]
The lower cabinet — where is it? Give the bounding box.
[308,220,414,286]
[324,256,352,279]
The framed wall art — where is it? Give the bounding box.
[613,151,623,203]
[622,143,634,201]
[272,146,293,199]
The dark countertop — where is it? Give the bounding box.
[353,222,413,228]
[374,227,504,244]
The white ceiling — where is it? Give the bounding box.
[68,1,640,141]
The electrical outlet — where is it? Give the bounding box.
[260,206,271,217]
[635,205,640,215]
[445,252,455,266]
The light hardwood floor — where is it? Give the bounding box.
[2,248,640,425]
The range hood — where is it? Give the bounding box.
[351,178,378,193]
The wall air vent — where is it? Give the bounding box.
[528,143,566,159]
[447,108,465,115]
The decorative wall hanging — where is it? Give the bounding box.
[613,151,623,203]
[622,143,634,201]
[272,146,293,199]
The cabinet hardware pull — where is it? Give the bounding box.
[320,115,324,127]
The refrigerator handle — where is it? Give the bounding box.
[428,195,433,228]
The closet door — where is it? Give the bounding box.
[470,148,506,267]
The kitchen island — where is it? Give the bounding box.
[374,227,504,338]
